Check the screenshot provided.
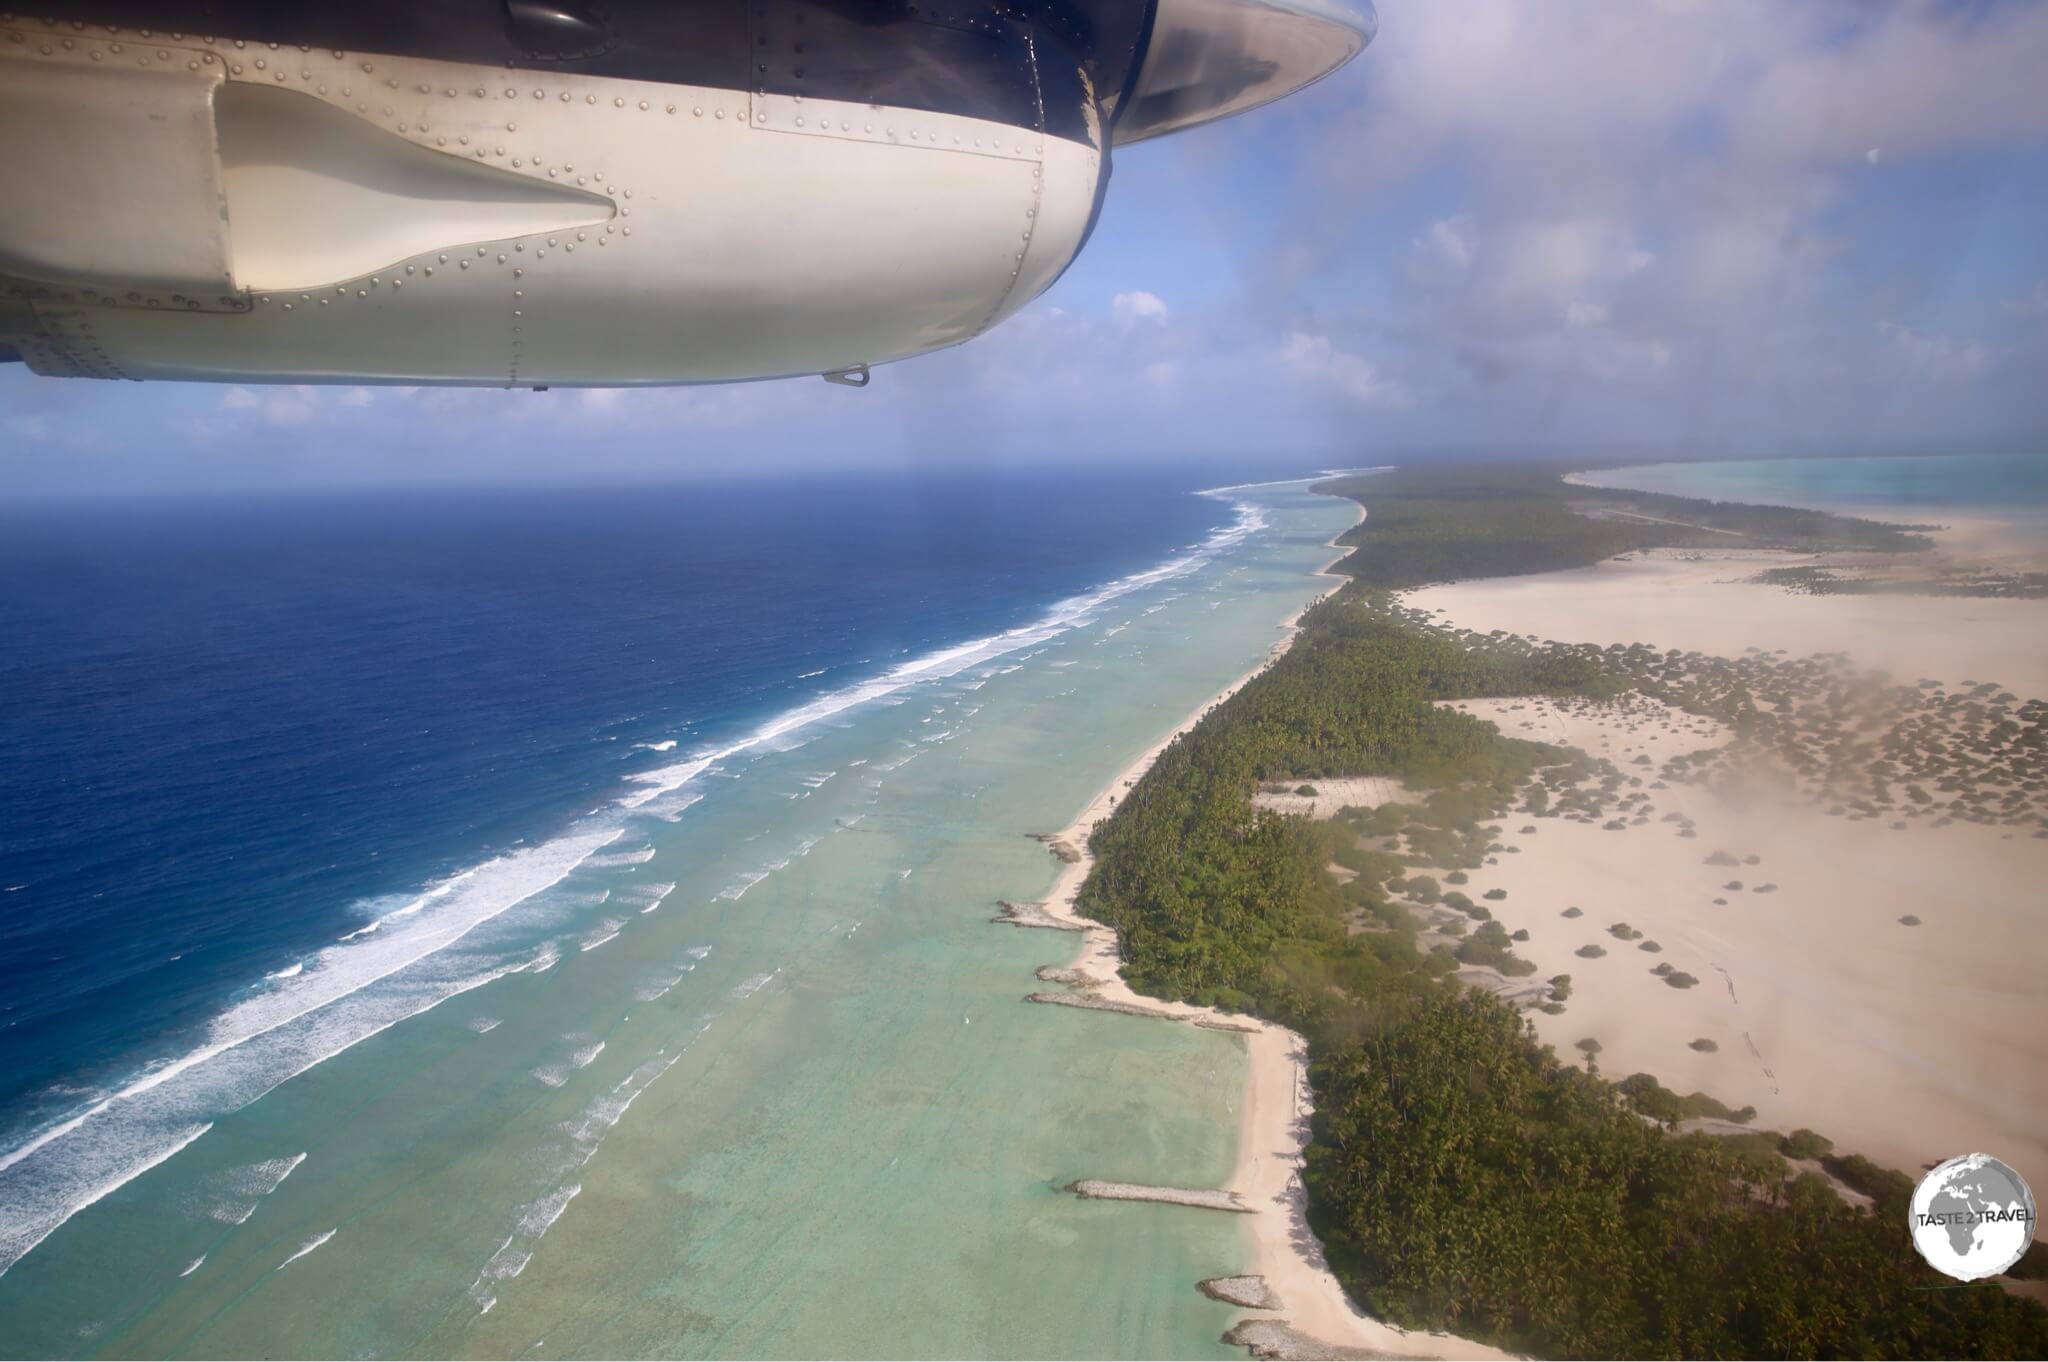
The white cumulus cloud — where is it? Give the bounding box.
[1111,290,1170,325]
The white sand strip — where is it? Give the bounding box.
[1025,500,1511,1362]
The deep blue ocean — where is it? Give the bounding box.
[0,466,1277,1147]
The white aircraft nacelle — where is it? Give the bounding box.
[0,1,1372,389]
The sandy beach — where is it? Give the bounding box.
[1400,510,2048,1188]
[1432,512,2048,697]
[1024,504,1511,1362]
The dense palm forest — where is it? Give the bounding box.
[1073,464,2047,1358]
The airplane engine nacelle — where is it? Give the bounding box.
[0,2,1369,388]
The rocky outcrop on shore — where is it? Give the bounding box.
[1066,1180,1249,1212]
[1221,1318,1411,1361]
[1198,1275,1281,1310]
[992,900,1083,931]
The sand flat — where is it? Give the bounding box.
[1408,542,2048,697]
[1408,519,2048,1184]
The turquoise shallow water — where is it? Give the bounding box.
[1575,453,2048,519]
[0,482,1353,1359]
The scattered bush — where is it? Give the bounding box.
[1561,906,1583,919]
[1688,1037,1718,1052]
[1608,922,1643,941]
[1821,1154,1915,1214]
[1705,849,1740,866]
[1618,1072,1755,1125]
[1898,914,1922,926]
[1663,971,1700,989]
[1549,974,1572,1001]
[1779,1128,1834,1161]
[1638,939,1662,953]
[1576,944,1607,959]
[1297,784,1320,796]
[1483,888,1507,901]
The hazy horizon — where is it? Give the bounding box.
[5,1,2047,501]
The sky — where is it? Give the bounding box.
[4,0,2048,497]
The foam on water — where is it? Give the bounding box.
[579,918,626,952]
[0,827,617,1277]
[189,1151,307,1225]
[731,971,777,1000]
[276,1228,335,1270]
[0,496,1271,1282]
[616,502,1264,814]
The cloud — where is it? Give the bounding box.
[1878,321,1987,382]
[1111,290,1170,325]
[1416,216,1474,273]
[1280,332,1409,409]
[219,387,259,410]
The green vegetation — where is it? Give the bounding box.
[1756,564,2048,600]
[1689,1037,1719,1052]
[1453,921,1537,976]
[1664,971,1700,989]
[1073,463,2045,1357]
[1617,1072,1757,1125]
[1781,1128,1835,1161]
[1319,462,1926,591]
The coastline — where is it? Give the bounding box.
[1027,494,1509,1362]
[1562,467,2048,573]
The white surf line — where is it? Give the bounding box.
[276,1227,336,1270]
[616,502,1269,815]
[0,496,1279,1282]
[469,1024,709,1314]
[0,839,611,1279]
